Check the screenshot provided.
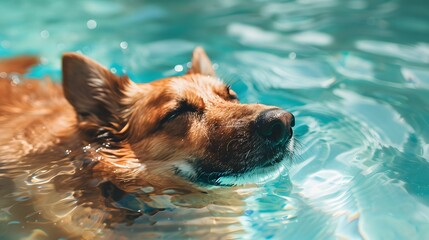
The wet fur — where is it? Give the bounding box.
[0,48,293,238]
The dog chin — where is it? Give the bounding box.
[173,138,294,187]
[215,160,288,186]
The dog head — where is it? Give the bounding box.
[62,47,295,187]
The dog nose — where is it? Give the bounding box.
[255,109,294,144]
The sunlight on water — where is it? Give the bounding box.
[1,0,429,239]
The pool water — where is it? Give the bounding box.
[1,0,429,239]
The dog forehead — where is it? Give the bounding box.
[167,75,226,99]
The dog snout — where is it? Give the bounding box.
[255,109,294,144]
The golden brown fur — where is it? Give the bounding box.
[0,48,294,239]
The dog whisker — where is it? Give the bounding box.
[244,149,252,160]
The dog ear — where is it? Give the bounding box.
[0,55,39,74]
[188,47,216,76]
[62,53,132,125]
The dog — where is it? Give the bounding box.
[0,47,295,238]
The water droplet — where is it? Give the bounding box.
[110,68,117,74]
[82,144,91,152]
[65,149,72,155]
[289,52,296,60]
[174,64,183,72]
[120,41,128,50]
[40,30,50,39]
[7,220,20,225]
[9,73,21,85]
[87,19,97,30]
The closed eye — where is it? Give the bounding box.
[161,100,199,124]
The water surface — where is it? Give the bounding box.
[1,0,429,239]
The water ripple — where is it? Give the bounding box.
[1,0,429,239]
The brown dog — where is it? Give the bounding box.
[1,47,295,187]
[0,47,295,238]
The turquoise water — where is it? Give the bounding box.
[1,0,429,239]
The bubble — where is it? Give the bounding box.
[120,41,128,50]
[174,64,183,72]
[289,52,296,60]
[87,19,97,29]
[40,30,50,39]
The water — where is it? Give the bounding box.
[1,0,429,239]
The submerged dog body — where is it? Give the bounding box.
[0,48,295,238]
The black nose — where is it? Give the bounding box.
[255,109,294,144]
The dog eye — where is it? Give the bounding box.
[162,101,198,123]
